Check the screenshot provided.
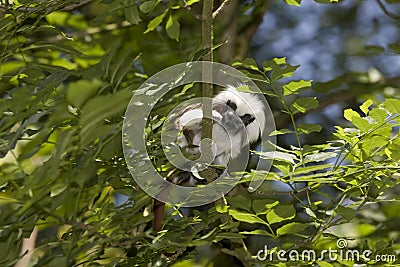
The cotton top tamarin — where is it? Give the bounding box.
[152,85,266,230]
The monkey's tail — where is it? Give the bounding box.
[152,199,165,231]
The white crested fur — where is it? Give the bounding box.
[178,109,223,129]
[175,85,265,166]
[214,85,266,145]
[178,109,202,128]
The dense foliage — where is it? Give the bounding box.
[0,0,399,266]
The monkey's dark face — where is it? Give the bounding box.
[214,86,266,144]
[221,109,242,134]
[226,99,255,127]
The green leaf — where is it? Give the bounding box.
[290,97,319,114]
[361,136,388,158]
[46,11,69,26]
[80,89,132,138]
[252,199,278,214]
[214,233,244,241]
[0,193,20,205]
[336,206,356,221]
[297,124,322,134]
[263,57,286,71]
[226,195,252,211]
[305,207,318,219]
[166,14,180,41]
[229,210,269,225]
[240,230,274,237]
[276,222,307,236]
[360,99,373,115]
[269,129,292,136]
[316,261,334,267]
[266,205,296,224]
[284,0,302,6]
[389,43,400,53]
[387,138,400,161]
[272,64,299,81]
[186,0,200,5]
[344,108,371,132]
[215,204,229,213]
[383,98,400,114]
[144,11,167,33]
[304,152,337,162]
[364,45,385,56]
[291,163,332,175]
[125,6,141,25]
[369,108,387,123]
[66,79,102,109]
[139,1,157,13]
[236,85,260,94]
[283,80,311,96]
[258,151,298,164]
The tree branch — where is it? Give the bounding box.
[42,21,132,43]
[182,0,203,21]
[375,0,400,20]
[274,92,354,130]
[237,0,270,59]
[3,0,93,13]
[61,0,92,11]
[201,0,214,183]
[218,0,238,64]
[212,0,230,19]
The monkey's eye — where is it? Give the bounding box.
[240,114,255,126]
[226,100,237,111]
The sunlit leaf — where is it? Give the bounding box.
[284,0,302,6]
[229,210,269,225]
[276,222,307,236]
[266,205,296,224]
[297,123,322,134]
[283,80,312,96]
[258,151,298,164]
[252,199,279,214]
[304,152,337,162]
[272,64,300,81]
[240,230,274,237]
[269,129,292,136]
[144,11,167,33]
[360,99,373,115]
[383,98,400,114]
[290,97,319,114]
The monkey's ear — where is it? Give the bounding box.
[240,114,255,126]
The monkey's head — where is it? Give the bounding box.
[214,85,266,144]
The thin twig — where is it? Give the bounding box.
[212,0,230,19]
[375,0,400,20]
[182,0,203,21]
[61,0,92,11]
[4,0,93,13]
[35,21,131,43]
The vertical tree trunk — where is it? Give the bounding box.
[201,0,214,183]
